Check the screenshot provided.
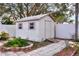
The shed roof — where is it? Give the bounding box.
[16,14,48,22]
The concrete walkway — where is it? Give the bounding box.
[0,40,66,56]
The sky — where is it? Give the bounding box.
[70,15,75,20]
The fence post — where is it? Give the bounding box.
[75,3,79,41]
[65,40,69,47]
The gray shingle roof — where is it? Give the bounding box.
[16,14,48,22]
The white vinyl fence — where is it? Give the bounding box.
[56,24,79,39]
[0,23,79,40]
[0,24,16,37]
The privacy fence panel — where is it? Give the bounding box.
[0,25,16,37]
[56,24,76,39]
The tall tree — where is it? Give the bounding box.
[0,4,7,16]
[0,3,75,24]
[50,3,74,23]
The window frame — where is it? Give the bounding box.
[18,23,23,29]
[29,22,35,30]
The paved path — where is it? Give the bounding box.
[0,40,66,56]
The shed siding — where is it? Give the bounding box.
[16,22,28,39]
[39,16,54,40]
[28,21,40,41]
[16,21,41,42]
[16,15,54,42]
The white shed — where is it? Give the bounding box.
[16,14,55,42]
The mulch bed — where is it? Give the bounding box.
[74,49,79,56]
[27,40,54,52]
[54,47,76,56]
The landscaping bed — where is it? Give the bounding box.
[29,40,53,51]
[0,37,33,52]
[69,41,79,56]
[74,51,79,56]
[54,47,76,56]
[0,31,56,53]
[0,39,54,52]
[73,45,79,56]
[0,43,33,52]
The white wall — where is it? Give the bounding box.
[16,21,40,42]
[56,24,79,39]
[39,16,54,40]
[0,24,16,37]
[28,21,40,41]
[16,22,28,39]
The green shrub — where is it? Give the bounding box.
[0,31,9,40]
[4,37,29,47]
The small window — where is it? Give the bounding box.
[29,22,35,29]
[18,23,22,29]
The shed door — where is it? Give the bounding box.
[28,21,38,41]
[45,21,51,39]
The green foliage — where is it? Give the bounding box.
[52,12,65,23]
[0,31,9,40]
[75,40,79,42]
[4,37,29,47]
[1,16,14,25]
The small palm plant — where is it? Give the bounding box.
[0,31,9,40]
